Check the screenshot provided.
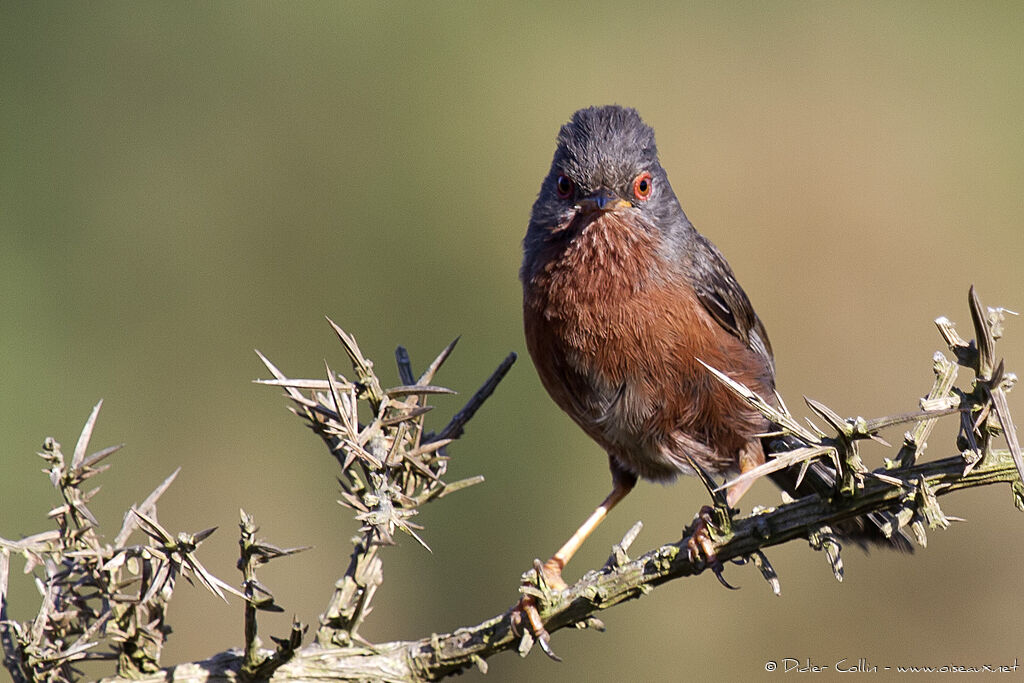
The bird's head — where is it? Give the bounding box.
[526,105,687,244]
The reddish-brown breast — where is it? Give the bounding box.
[523,210,773,482]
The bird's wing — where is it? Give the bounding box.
[687,233,775,374]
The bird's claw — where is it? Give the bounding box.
[535,628,562,662]
[686,505,738,590]
[510,559,566,661]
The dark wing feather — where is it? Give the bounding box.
[688,233,912,551]
[687,233,775,375]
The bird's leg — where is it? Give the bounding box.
[726,446,763,509]
[543,476,635,585]
[513,468,636,660]
[681,452,738,589]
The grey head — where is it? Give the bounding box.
[524,105,693,258]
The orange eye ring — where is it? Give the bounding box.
[633,171,653,200]
[556,174,574,199]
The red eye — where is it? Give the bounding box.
[633,171,653,200]
[555,174,574,199]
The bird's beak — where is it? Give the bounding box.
[578,188,631,214]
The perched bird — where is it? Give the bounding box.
[518,105,903,655]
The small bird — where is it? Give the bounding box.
[518,105,903,655]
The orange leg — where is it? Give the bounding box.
[727,444,765,508]
[686,448,764,590]
[541,478,634,587]
[516,474,635,660]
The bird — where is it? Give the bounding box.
[517,105,905,656]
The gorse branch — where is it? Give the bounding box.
[0,287,1020,682]
[0,414,232,681]
[254,323,513,649]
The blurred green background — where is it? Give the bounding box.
[2,2,1023,681]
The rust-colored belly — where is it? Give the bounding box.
[523,212,771,481]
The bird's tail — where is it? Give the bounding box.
[763,436,913,553]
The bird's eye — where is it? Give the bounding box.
[555,174,574,199]
[633,171,653,200]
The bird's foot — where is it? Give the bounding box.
[510,558,567,661]
[686,505,737,590]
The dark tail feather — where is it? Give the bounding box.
[763,436,914,553]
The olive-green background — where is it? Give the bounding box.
[3,3,1023,681]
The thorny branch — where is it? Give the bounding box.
[0,408,235,682]
[253,319,514,651]
[1,287,1020,682]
